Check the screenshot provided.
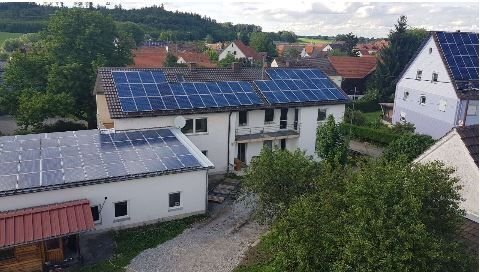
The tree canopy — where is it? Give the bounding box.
[336,32,359,56]
[249,32,276,58]
[370,16,428,101]
[315,115,349,165]
[0,8,134,130]
[383,133,435,162]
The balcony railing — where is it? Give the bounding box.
[235,123,301,142]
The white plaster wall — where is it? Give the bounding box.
[393,35,460,138]
[0,170,208,231]
[218,42,247,60]
[115,112,230,173]
[415,131,479,222]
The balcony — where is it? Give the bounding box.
[235,123,301,143]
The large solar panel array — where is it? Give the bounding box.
[0,129,204,193]
[255,68,349,104]
[112,71,263,113]
[436,32,479,81]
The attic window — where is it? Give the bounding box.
[431,72,438,82]
[429,48,433,54]
[416,70,422,80]
[403,91,409,100]
[420,95,427,105]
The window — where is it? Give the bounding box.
[182,118,207,134]
[264,109,274,123]
[438,99,447,112]
[429,47,433,54]
[467,101,478,116]
[317,109,327,121]
[420,95,427,105]
[239,111,248,126]
[400,116,406,123]
[201,150,208,157]
[263,140,273,149]
[233,50,237,55]
[195,118,208,133]
[169,192,181,209]
[403,91,409,100]
[280,139,286,150]
[91,206,100,223]
[432,72,438,82]
[0,249,14,261]
[181,119,194,134]
[416,70,422,80]
[114,201,128,218]
[45,239,60,250]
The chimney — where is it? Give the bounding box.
[232,62,240,72]
[188,62,196,71]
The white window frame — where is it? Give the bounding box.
[182,118,208,135]
[438,99,447,112]
[264,109,275,124]
[467,102,478,116]
[238,111,248,126]
[431,72,438,82]
[416,70,422,80]
[420,95,427,105]
[168,191,182,211]
[317,109,327,122]
[113,200,129,222]
[403,91,409,101]
[263,140,273,149]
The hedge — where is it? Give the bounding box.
[341,123,401,146]
[348,100,381,113]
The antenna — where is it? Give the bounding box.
[174,116,186,129]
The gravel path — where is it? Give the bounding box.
[127,198,266,272]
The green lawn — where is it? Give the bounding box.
[75,215,206,272]
[362,110,382,124]
[0,32,23,46]
[296,37,331,44]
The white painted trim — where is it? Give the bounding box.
[171,127,215,168]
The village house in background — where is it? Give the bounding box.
[218,40,265,64]
[131,43,215,68]
[328,56,377,100]
[355,39,389,56]
[392,31,479,138]
[95,65,349,174]
[415,125,479,252]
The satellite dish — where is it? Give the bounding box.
[174,116,186,128]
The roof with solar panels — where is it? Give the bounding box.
[96,66,350,119]
[0,128,213,197]
[399,31,479,100]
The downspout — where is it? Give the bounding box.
[227,111,233,173]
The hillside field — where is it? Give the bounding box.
[297,37,331,44]
[0,32,22,46]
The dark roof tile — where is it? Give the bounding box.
[457,125,479,166]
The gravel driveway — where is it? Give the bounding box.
[127,198,266,272]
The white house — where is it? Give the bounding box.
[392,31,479,139]
[95,65,350,174]
[415,125,478,223]
[218,40,263,62]
[0,127,212,269]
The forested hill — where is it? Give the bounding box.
[0,2,261,41]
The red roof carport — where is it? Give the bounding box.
[0,199,95,249]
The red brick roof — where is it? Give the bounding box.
[233,40,262,60]
[328,56,377,79]
[177,52,216,68]
[0,199,94,248]
[131,47,167,68]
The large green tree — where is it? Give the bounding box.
[371,16,428,101]
[383,133,435,162]
[336,32,359,56]
[0,8,134,130]
[315,115,349,165]
[249,32,276,58]
[258,160,475,271]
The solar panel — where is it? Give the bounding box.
[0,129,206,194]
[436,32,479,82]
[257,68,349,104]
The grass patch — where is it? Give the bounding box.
[296,37,331,44]
[75,215,206,272]
[0,32,22,46]
[234,238,274,272]
[362,110,382,124]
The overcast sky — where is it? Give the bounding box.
[38,1,479,38]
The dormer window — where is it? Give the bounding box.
[416,70,422,80]
[432,72,438,82]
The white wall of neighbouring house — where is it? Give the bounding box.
[218,42,246,60]
[392,35,459,139]
[415,130,479,222]
[114,112,230,173]
[0,170,209,231]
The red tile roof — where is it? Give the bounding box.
[233,40,262,60]
[131,47,167,68]
[328,56,377,79]
[177,51,216,68]
[0,199,94,248]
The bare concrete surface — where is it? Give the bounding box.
[127,198,266,272]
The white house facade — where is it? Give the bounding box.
[218,40,261,62]
[95,66,350,173]
[415,125,479,222]
[392,31,479,139]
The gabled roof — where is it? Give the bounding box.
[0,199,94,249]
[284,57,338,77]
[131,47,167,68]
[177,51,216,68]
[97,67,349,119]
[457,125,479,166]
[232,40,263,60]
[328,56,377,78]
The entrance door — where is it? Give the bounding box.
[280,108,288,129]
[237,143,246,163]
[294,109,299,130]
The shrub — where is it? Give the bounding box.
[341,123,401,145]
[384,133,435,162]
[344,108,367,126]
[391,122,415,134]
